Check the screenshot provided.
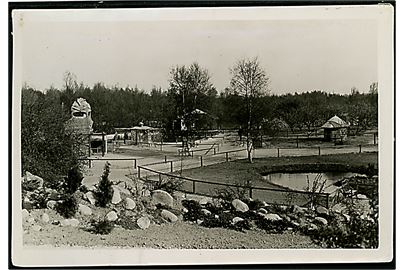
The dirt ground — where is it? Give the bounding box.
[23,209,318,249]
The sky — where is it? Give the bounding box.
[17,10,378,95]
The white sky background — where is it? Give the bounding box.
[18,9,377,95]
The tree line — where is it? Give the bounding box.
[21,58,378,177]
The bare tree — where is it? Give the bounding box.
[229,57,270,162]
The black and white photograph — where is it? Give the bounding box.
[10,3,395,267]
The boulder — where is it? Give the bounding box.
[314,217,328,226]
[316,206,329,216]
[125,198,136,210]
[264,213,282,222]
[182,208,189,214]
[23,172,44,190]
[51,220,60,226]
[292,205,305,214]
[22,209,29,219]
[41,213,50,223]
[106,211,118,222]
[214,215,219,219]
[197,219,203,225]
[232,217,244,224]
[161,209,178,223]
[85,192,96,205]
[357,194,368,200]
[201,209,211,216]
[258,208,268,214]
[31,225,42,232]
[231,199,249,212]
[111,187,122,204]
[331,203,346,214]
[152,190,174,207]
[78,204,92,216]
[46,200,57,210]
[69,218,80,227]
[142,189,151,197]
[137,217,151,230]
[199,197,213,205]
[308,223,319,231]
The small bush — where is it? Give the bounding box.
[89,218,114,235]
[62,166,83,194]
[156,176,184,195]
[94,162,114,207]
[181,200,204,222]
[55,194,78,218]
[116,215,139,230]
[255,216,290,234]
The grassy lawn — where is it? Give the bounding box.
[178,152,378,205]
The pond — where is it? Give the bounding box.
[261,172,358,193]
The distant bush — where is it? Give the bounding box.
[94,162,114,207]
[89,218,114,235]
[55,194,78,218]
[181,200,204,222]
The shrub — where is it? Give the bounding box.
[116,215,139,230]
[94,162,114,207]
[89,218,114,235]
[181,200,204,222]
[23,188,50,209]
[255,217,290,234]
[156,176,184,195]
[62,166,83,194]
[55,194,78,218]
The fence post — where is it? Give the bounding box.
[89,159,92,168]
[165,155,167,163]
[277,148,280,158]
[192,180,196,194]
[249,188,253,199]
[226,152,229,162]
[200,156,203,167]
[214,148,216,155]
[170,161,173,172]
[296,136,299,148]
[134,159,137,169]
[318,147,321,156]
[359,144,362,153]
[137,166,141,179]
[374,133,376,145]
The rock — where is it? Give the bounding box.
[41,213,50,223]
[292,205,305,214]
[27,217,35,224]
[78,204,92,216]
[31,225,42,232]
[308,223,319,231]
[314,217,328,226]
[46,188,59,200]
[331,203,346,214]
[342,213,351,222]
[22,196,33,209]
[85,192,96,205]
[161,209,178,223]
[182,208,189,213]
[214,215,219,219]
[201,209,211,216]
[357,194,368,200]
[61,219,71,227]
[291,221,300,227]
[316,206,329,216]
[231,199,249,212]
[232,217,244,224]
[51,220,60,225]
[258,208,268,214]
[46,200,57,210]
[264,213,282,222]
[111,187,122,204]
[279,205,288,211]
[115,185,131,195]
[23,172,44,190]
[125,198,136,210]
[22,209,29,219]
[151,190,174,207]
[137,217,151,230]
[106,211,118,222]
[199,198,213,205]
[197,219,203,225]
[69,219,80,227]
[142,189,151,197]
[262,201,269,207]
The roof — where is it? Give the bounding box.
[130,125,160,131]
[321,115,349,129]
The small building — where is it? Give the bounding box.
[321,115,349,142]
[115,122,162,146]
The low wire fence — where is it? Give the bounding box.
[137,165,330,208]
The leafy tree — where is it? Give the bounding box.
[229,57,270,162]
